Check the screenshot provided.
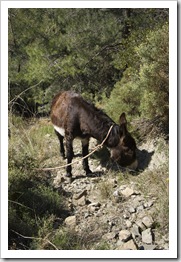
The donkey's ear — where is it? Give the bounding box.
[119,112,127,126]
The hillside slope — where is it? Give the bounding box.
[52,135,169,250]
[8,118,169,250]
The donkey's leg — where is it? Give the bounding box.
[54,129,65,159]
[65,135,74,177]
[81,138,92,176]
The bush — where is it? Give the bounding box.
[103,23,169,134]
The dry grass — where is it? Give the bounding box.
[8,115,169,249]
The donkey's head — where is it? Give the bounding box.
[110,113,138,170]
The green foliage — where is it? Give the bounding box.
[103,69,141,123]
[94,241,111,250]
[8,8,169,120]
[8,151,66,249]
[138,23,169,122]
[104,23,169,131]
[8,8,121,115]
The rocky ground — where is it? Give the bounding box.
[51,136,169,250]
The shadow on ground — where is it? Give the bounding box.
[91,146,154,176]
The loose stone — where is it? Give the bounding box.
[142,228,153,244]
[84,212,90,218]
[116,239,138,250]
[125,220,132,228]
[73,189,87,200]
[123,212,130,219]
[128,206,136,213]
[136,205,144,212]
[76,195,86,206]
[102,232,118,241]
[113,189,120,197]
[142,215,154,228]
[143,200,154,208]
[121,187,134,198]
[142,244,157,250]
[131,224,141,237]
[119,229,132,242]
[64,216,77,228]
[135,220,147,231]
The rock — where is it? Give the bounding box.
[84,212,90,218]
[142,216,154,228]
[49,137,169,251]
[53,176,65,188]
[131,224,141,237]
[88,202,101,212]
[116,240,124,247]
[121,187,134,198]
[134,195,144,202]
[95,210,103,217]
[77,195,86,206]
[65,176,73,183]
[108,221,115,227]
[125,220,132,228]
[130,213,136,222]
[116,239,138,250]
[119,229,132,242]
[143,200,154,208]
[128,206,136,213]
[113,189,122,203]
[113,189,120,197]
[64,216,77,228]
[73,189,87,200]
[108,178,118,188]
[133,190,141,196]
[102,232,118,241]
[142,244,157,250]
[123,212,130,219]
[119,185,127,190]
[142,228,153,244]
[136,205,144,212]
[88,206,96,212]
[135,220,147,231]
[88,202,101,207]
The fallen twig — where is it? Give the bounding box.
[11,230,59,250]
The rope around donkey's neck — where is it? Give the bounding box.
[34,124,114,171]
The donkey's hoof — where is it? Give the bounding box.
[65,173,73,183]
[65,176,73,183]
[86,170,93,177]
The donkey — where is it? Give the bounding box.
[50,91,138,178]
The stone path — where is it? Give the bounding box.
[52,137,169,250]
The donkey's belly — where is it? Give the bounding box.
[53,125,65,137]
[53,125,89,141]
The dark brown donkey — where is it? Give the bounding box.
[51,91,138,178]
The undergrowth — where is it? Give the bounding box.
[8,116,74,249]
[8,115,109,250]
[8,114,169,250]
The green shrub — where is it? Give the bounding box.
[103,23,169,134]
[94,241,110,250]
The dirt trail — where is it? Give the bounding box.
[52,136,169,250]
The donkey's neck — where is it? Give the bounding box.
[82,113,119,148]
